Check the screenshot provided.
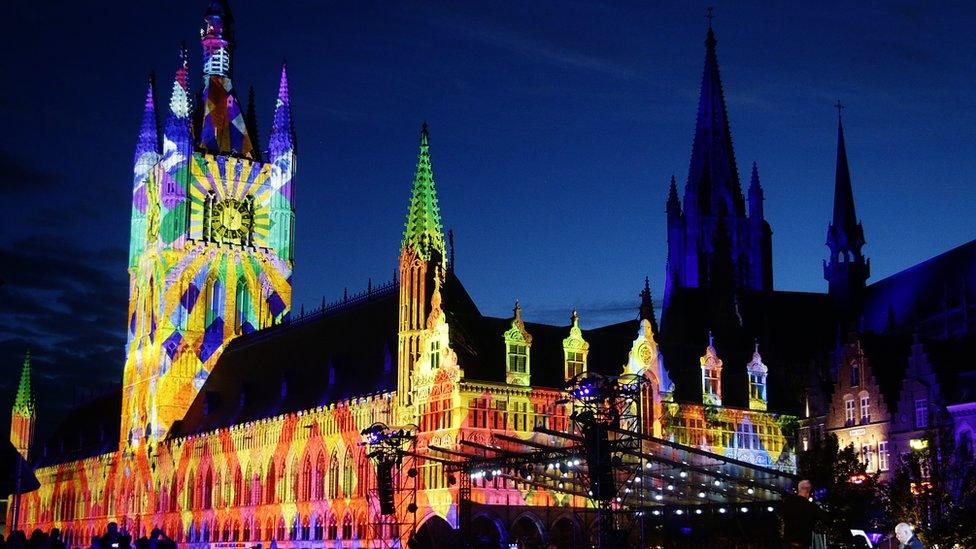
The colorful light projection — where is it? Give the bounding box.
[12,10,795,542]
[122,3,295,452]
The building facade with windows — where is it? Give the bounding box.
[8,5,800,547]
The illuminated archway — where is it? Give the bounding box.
[412,515,458,549]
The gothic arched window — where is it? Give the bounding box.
[328,452,340,500]
[341,449,354,497]
[235,276,250,334]
[314,451,326,500]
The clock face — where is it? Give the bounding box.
[211,198,253,243]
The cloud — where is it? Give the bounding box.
[0,234,128,440]
[0,150,60,195]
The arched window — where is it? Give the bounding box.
[233,467,243,506]
[266,459,277,504]
[251,467,260,506]
[342,449,354,497]
[314,452,326,500]
[301,456,312,501]
[206,278,223,327]
[235,276,250,334]
[328,452,340,499]
[186,469,196,509]
[341,514,353,540]
[203,468,213,510]
[327,516,337,540]
[357,453,370,496]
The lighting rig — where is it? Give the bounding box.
[360,422,417,547]
[427,372,796,548]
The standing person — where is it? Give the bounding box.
[894,523,924,549]
[780,479,820,548]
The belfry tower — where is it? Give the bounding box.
[823,108,869,321]
[397,123,447,410]
[664,23,772,312]
[122,0,296,450]
[10,350,35,460]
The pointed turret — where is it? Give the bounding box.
[748,161,764,221]
[10,350,35,460]
[401,122,447,266]
[162,45,193,164]
[639,276,659,335]
[666,175,681,218]
[686,25,743,218]
[13,350,34,417]
[267,62,296,168]
[133,76,161,188]
[824,106,869,318]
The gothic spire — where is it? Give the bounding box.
[748,161,764,220]
[829,112,863,252]
[268,61,295,163]
[639,276,659,334]
[13,349,35,417]
[134,75,160,169]
[686,24,743,218]
[666,175,681,215]
[162,45,192,161]
[401,122,447,265]
[824,105,869,314]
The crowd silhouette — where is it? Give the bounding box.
[0,524,186,549]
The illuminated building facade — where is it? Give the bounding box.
[8,6,800,546]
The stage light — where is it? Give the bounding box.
[718,507,726,514]
[766,506,774,512]
[698,491,705,498]
[740,507,748,513]
[746,487,754,494]
[695,509,702,515]
[675,509,684,515]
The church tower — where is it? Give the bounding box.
[397,123,447,409]
[122,0,295,450]
[10,350,35,460]
[823,108,869,321]
[664,24,772,312]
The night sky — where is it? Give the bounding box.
[2,1,975,439]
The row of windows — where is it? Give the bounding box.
[466,398,568,432]
[672,418,784,453]
[860,441,890,472]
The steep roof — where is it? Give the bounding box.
[35,391,120,467]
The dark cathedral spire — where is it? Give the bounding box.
[685,25,744,219]
[663,21,772,320]
[639,276,659,335]
[824,104,869,319]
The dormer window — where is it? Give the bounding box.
[503,300,532,386]
[700,333,723,406]
[746,342,768,411]
[507,344,527,373]
[562,310,590,382]
[566,351,585,379]
[430,340,441,370]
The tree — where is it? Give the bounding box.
[880,430,976,548]
[797,434,881,541]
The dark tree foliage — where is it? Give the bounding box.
[797,434,881,541]
[879,430,976,548]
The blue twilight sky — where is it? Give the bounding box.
[1,1,975,436]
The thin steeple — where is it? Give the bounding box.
[162,45,193,162]
[686,22,743,218]
[829,108,862,249]
[245,85,260,161]
[666,175,681,215]
[748,161,764,220]
[134,75,161,168]
[268,61,295,163]
[824,103,869,315]
[401,122,446,265]
[13,350,35,417]
[639,276,659,334]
